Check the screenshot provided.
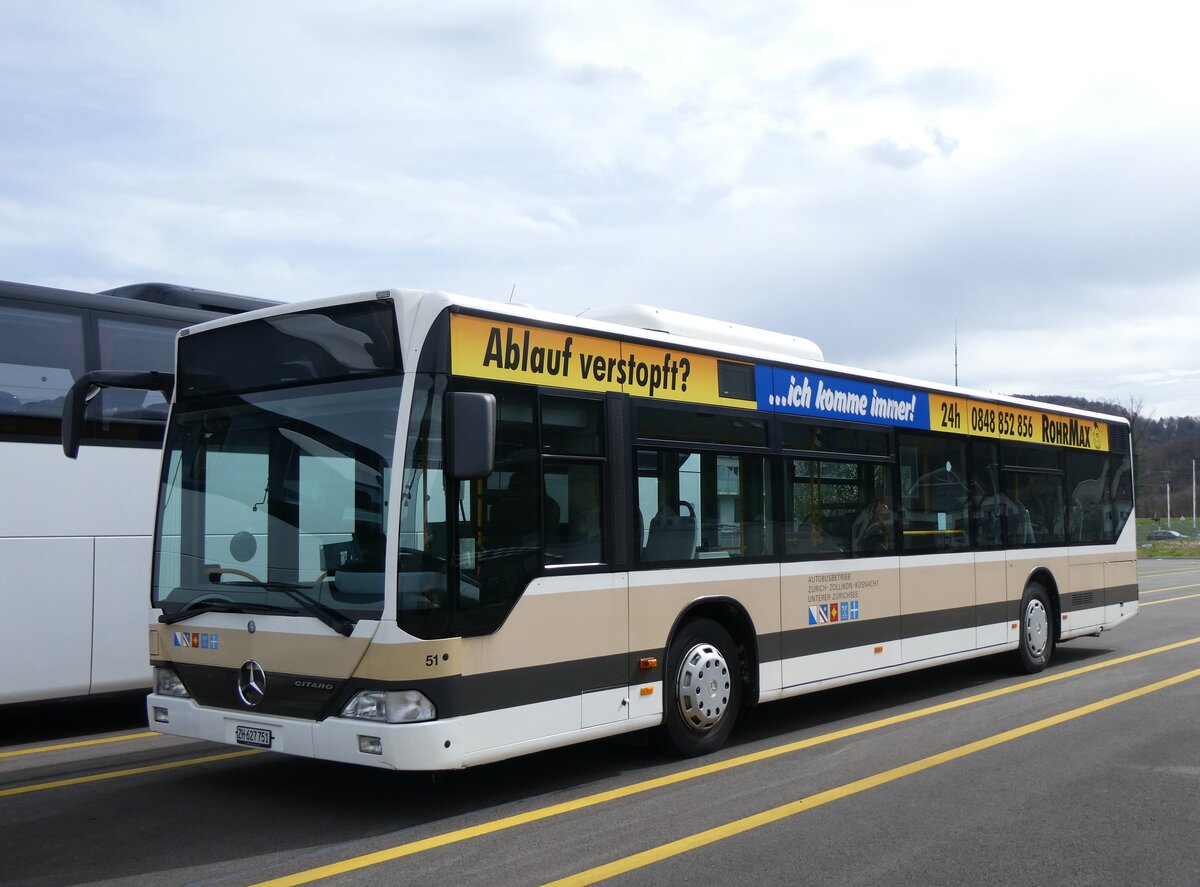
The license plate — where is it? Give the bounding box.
[235,725,273,748]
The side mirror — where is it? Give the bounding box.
[446,391,496,480]
[62,370,175,458]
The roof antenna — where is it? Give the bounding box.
[954,318,959,386]
[508,284,516,304]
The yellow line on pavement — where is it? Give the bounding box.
[1140,565,1200,577]
[1142,592,1200,607]
[546,666,1200,886]
[1139,582,1200,595]
[248,634,1200,887]
[0,749,262,798]
[0,732,158,760]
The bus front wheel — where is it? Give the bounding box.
[1016,582,1054,673]
[662,618,741,756]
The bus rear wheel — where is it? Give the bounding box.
[662,618,741,756]
[1016,582,1054,673]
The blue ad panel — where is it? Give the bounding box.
[754,365,930,429]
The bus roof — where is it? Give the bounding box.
[98,282,276,315]
[178,286,1131,429]
[0,279,276,322]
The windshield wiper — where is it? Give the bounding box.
[249,582,356,637]
[159,600,298,624]
[158,582,355,636]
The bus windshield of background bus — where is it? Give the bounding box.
[153,375,402,625]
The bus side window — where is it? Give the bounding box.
[544,461,603,564]
[0,300,85,428]
[785,459,890,557]
[95,316,178,423]
[486,467,550,549]
[541,396,606,566]
[1000,445,1064,547]
[898,433,969,552]
[969,442,1003,548]
[638,451,699,562]
[636,446,773,563]
[1066,450,1112,543]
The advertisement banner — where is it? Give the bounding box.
[450,314,756,408]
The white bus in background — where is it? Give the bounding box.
[0,280,275,705]
[81,289,1137,769]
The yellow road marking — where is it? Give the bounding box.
[0,732,158,760]
[0,749,262,798]
[546,666,1200,886]
[248,635,1200,887]
[1139,582,1200,595]
[1142,592,1200,607]
[1140,566,1200,577]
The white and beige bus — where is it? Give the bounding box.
[67,289,1136,769]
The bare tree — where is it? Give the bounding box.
[1117,395,1153,515]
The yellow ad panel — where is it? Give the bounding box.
[963,400,1040,444]
[449,314,754,408]
[1036,410,1109,451]
[450,314,615,394]
[929,392,1108,451]
[929,394,968,434]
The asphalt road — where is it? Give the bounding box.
[2,560,1198,887]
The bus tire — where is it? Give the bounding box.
[1016,582,1054,673]
[662,618,741,756]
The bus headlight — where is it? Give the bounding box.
[154,666,190,698]
[341,690,436,723]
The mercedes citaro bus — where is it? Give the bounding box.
[64,288,1137,767]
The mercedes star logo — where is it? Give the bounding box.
[237,659,267,707]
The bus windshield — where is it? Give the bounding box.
[152,301,403,628]
[154,375,401,625]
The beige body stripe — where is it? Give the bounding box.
[247,635,1200,887]
[547,666,1200,886]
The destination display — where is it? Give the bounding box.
[450,314,1111,452]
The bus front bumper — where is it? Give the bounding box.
[147,693,466,770]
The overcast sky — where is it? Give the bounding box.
[3,2,1198,417]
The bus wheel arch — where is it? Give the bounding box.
[660,600,756,757]
[1024,567,1062,643]
[1015,575,1056,673]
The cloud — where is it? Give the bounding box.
[927,127,959,156]
[2,2,1199,418]
[897,66,998,109]
[858,138,929,169]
